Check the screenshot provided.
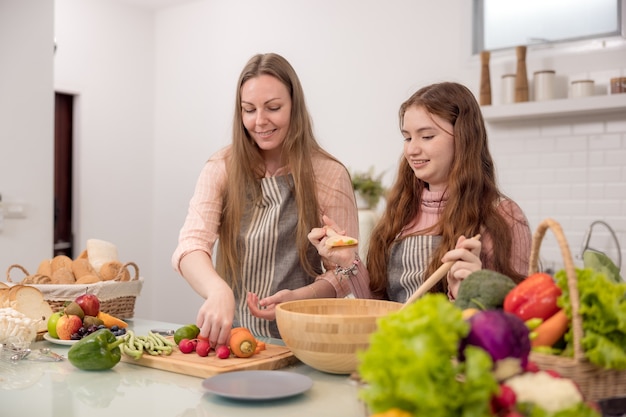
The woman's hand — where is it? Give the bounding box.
[308,215,357,268]
[196,279,236,348]
[441,235,482,299]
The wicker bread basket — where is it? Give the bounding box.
[5,262,143,319]
[528,218,626,402]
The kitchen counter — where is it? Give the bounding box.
[1,318,368,417]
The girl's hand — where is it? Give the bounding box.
[442,235,482,299]
[308,215,356,268]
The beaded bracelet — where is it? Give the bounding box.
[334,253,360,281]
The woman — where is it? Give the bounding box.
[308,82,531,302]
[172,53,370,345]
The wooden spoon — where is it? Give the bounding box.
[402,234,481,308]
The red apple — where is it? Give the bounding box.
[75,293,100,317]
[56,314,83,340]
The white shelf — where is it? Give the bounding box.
[481,94,626,123]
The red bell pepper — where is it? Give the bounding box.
[503,273,562,322]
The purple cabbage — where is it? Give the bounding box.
[460,310,530,368]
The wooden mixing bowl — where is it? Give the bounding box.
[275,298,402,374]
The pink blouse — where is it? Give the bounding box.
[171,146,371,298]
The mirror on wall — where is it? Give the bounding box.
[473,0,625,53]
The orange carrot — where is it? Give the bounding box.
[229,327,257,358]
[254,340,266,354]
[531,309,569,348]
[96,311,128,329]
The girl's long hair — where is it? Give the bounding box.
[217,53,336,288]
[367,82,524,298]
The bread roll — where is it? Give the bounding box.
[72,258,97,280]
[75,274,100,284]
[99,260,129,281]
[22,274,52,284]
[51,255,73,273]
[36,259,52,276]
[51,267,76,284]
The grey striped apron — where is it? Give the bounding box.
[387,235,442,303]
[235,174,321,338]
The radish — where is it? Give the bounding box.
[178,338,196,354]
[215,345,230,359]
[491,384,516,411]
[196,339,210,357]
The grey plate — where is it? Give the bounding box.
[202,370,313,401]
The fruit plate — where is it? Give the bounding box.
[202,370,313,401]
[43,333,78,346]
[43,332,124,346]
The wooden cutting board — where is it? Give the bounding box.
[120,340,299,378]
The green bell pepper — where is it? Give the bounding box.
[68,328,125,370]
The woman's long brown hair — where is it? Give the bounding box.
[216,53,337,289]
[367,82,525,298]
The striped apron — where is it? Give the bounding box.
[235,174,321,338]
[387,235,442,303]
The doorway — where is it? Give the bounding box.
[54,92,73,257]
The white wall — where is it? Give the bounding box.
[150,0,474,322]
[3,0,625,325]
[53,0,156,318]
[486,45,626,274]
[0,0,54,272]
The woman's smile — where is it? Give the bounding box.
[256,128,277,138]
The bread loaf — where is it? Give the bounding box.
[6,285,53,333]
[86,239,119,272]
[0,287,9,305]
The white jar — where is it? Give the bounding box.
[533,70,555,101]
[501,74,516,104]
[570,80,594,98]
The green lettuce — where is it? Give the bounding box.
[357,294,498,417]
[517,401,600,417]
[582,250,622,284]
[555,265,626,369]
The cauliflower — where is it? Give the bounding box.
[506,371,583,413]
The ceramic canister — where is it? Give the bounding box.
[533,70,555,101]
[570,80,594,98]
[501,74,516,104]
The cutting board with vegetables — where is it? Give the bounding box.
[121,341,298,378]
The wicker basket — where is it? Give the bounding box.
[5,262,143,319]
[528,218,626,402]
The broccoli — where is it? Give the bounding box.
[455,269,517,310]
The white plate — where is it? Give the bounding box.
[43,333,77,346]
[43,332,123,346]
[202,370,313,401]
